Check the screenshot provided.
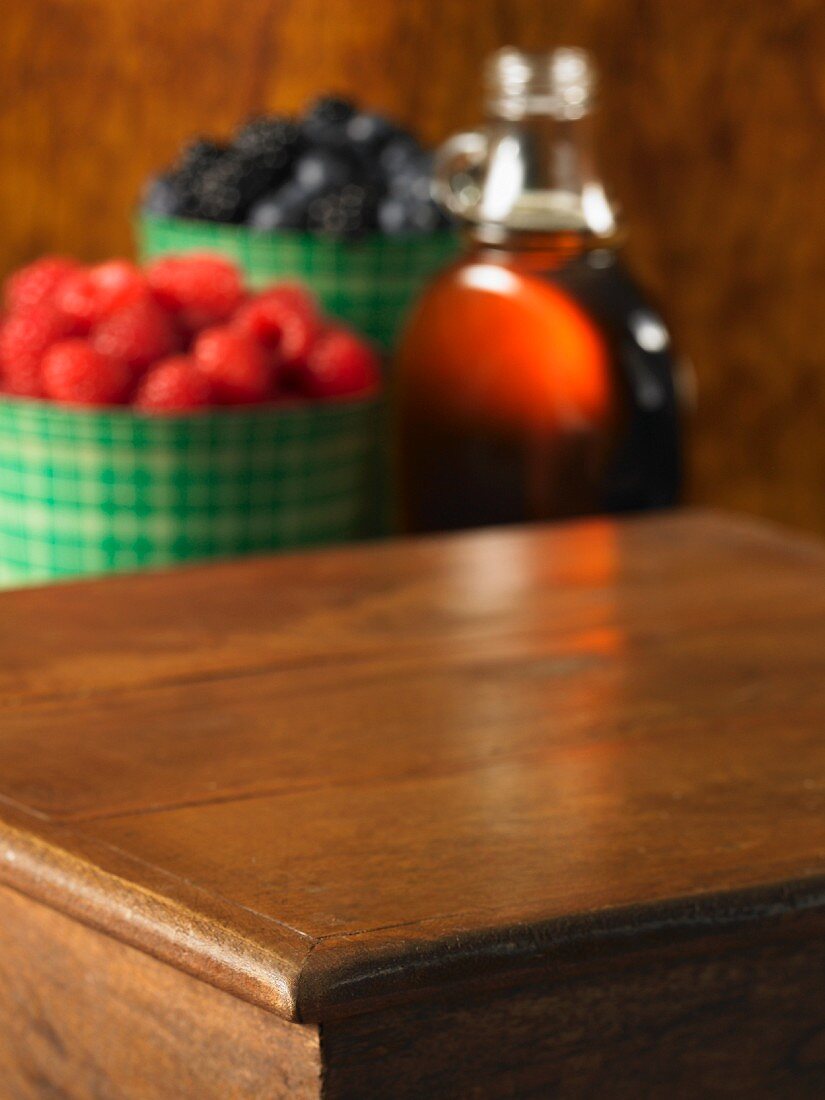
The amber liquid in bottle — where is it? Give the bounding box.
[396,48,684,533]
[397,235,682,531]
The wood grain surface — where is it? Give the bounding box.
[2,2,825,535]
[321,911,825,1097]
[0,510,824,1028]
[0,885,321,1099]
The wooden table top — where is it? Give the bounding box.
[1,510,824,1023]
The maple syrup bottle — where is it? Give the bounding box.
[396,47,686,533]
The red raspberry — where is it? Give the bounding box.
[92,298,180,374]
[233,294,286,349]
[0,303,75,396]
[299,329,380,399]
[234,284,320,368]
[280,310,323,369]
[146,254,244,331]
[193,327,271,404]
[134,356,212,413]
[41,339,131,406]
[4,256,78,314]
[57,261,148,333]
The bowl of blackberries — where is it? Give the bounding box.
[139,97,459,350]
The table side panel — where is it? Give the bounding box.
[321,910,825,1098]
[0,885,321,1099]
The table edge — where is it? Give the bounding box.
[2,801,824,1024]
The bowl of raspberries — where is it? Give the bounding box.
[138,96,459,350]
[0,253,381,587]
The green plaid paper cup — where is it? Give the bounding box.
[137,214,459,350]
[0,395,379,588]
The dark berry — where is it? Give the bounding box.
[345,111,397,154]
[407,202,442,233]
[377,197,411,236]
[188,156,246,222]
[234,115,300,156]
[190,151,273,222]
[377,195,442,235]
[387,148,433,190]
[378,133,424,179]
[302,95,357,149]
[171,143,226,217]
[303,96,356,128]
[307,184,378,239]
[177,139,226,180]
[232,116,303,187]
[142,173,189,217]
[306,96,357,124]
[294,149,355,197]
[144,100,446,235]
[247,182,309,231]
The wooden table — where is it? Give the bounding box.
[1,510,824,1098]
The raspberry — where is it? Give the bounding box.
[41,339,131,406]
[232,294,284,348]
[233,284,317,349]
[92,298,180,374]
[234,286,321,389]
[146,254,244,330]
[57,261,148,333]
[4,256,78,314]
[193,327,271,404]
[0,303,75,396]
[280,310,323,372]
[134,356,212,413]
[300,329,380,398]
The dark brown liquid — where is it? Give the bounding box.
[396,237,683,533]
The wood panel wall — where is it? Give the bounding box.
[3,0,825,533]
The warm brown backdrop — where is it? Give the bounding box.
[2,0,825,533]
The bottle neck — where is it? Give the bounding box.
[470,109,618,247]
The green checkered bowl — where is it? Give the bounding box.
[0,394,379,587]
[137,214,459,350]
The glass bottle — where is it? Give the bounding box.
[395,47,688,533]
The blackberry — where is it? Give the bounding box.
[234,115,299,154]
[170,140,230,218]
[143,98,450,235]
[387,151,435,202]
[248,182,309,231]
[378,133,424,180]
[378,192,445,236]
[307,184,377,239]
[345,111,397,154]
[294,149,355,197]
[191,152,270,222]
[232,116,303,187]
[305,95,356,126]
[176,139,226,181]
[142,173,191,218]
[302,95,357,149]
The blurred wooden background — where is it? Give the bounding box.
[2,0,825,533]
